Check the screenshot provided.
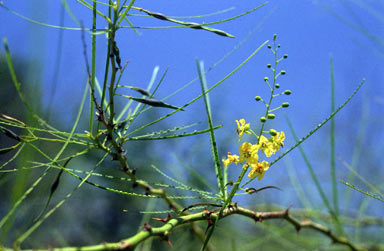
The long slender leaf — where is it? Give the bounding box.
[196,60,225,199]
[329,54,339,217]
[340,180,384,203]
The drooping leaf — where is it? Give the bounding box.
[0,126,21,141]
[121,95,184,111]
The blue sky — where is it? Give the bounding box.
[1,1,384,216]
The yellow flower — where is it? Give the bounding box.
[271,131,285,152]
[238,142,259,165]
[248,161,270,180]
[259,135,274,157]
[222,152,240,167]
[236,119,251,141]
[258,131,285,157]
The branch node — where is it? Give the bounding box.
[142,223,152,232]
[144,186,152,196]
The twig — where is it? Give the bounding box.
[2,207,364,251]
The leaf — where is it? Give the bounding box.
[125,86,151,96]
[1,113,26,126]
[122,95,185,111]
[0,126,21,141]
[339,180,384,203]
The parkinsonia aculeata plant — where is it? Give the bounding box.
[222,35,289,184]
[0,1,369,251]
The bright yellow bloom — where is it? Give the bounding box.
[236,119,251,141]
[271,131,285,152]
[258,131,285,157]
[248,161,270,180]
[222,152,240,167]
[259,135,274,157]
[238,142,259,165]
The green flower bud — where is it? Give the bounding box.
[267,64,272,68]
[282,102,290,108]
[267,114,275,119]
[280,70,286,75]
[255,96,262,101]
[284,90,292,95]
[269,129,277,136]
[275,83,280,88]
[283,54,288,59]
[267,45,272,49]
[273,34,277,41]
[277,44,281,48]
[260,117,267,123]
[264,77,269,82]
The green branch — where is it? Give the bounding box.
[2,206,363,251]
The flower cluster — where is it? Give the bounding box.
[222,119,285,181]
[223,35,289,182]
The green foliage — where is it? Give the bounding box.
[0,1,382,251]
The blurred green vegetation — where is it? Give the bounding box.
[1,1,384,251]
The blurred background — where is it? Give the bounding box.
[1,0,383,250]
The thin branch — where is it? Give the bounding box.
[3,207,364,251]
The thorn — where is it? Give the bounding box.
[204,219,214,234]
[284,205,292,215]
[160,232,173,247]
[202,208,209,217]
[152,213,172,223]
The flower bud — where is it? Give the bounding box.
[282,102,290,108]
[267,114,275,119]
[273,34,277,41]
[280,70,286,75]
[283,54,288,59]
[284,90,292,95]
[264,77,269,82]
[267,45,272,49]
[275,83,280,88]
[255,96,262,101]
[269,129,277,136]
[260,117,267,123]
[267,64,272,68]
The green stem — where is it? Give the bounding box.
[257,40,278,143]
[89,0,97,136]
[107,4,119,126]
[201,166,248,251]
